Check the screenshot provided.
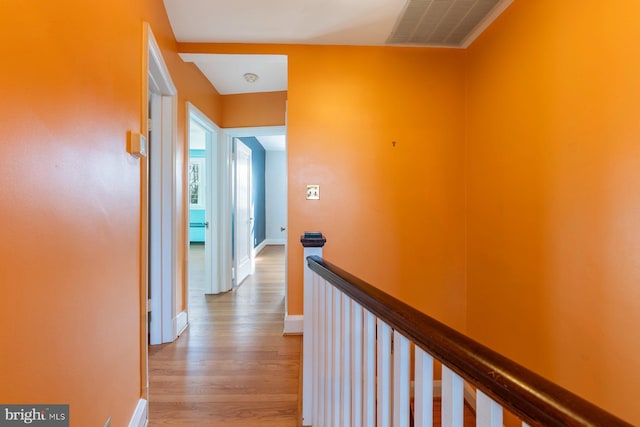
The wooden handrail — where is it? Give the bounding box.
[306,255,632,427]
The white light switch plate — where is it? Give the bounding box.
[306,185,320,200]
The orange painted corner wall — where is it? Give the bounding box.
[222,91,287,128]
[180,43,468,330]
[466,0,640,423]
[286,46,468,330]
[0,1,221,426]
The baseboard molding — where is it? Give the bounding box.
[176,310,188,336]
[265,238,286,245]
[283,314,303,335]
[254,240,268,256]
[255,240,286,257]
[128,398,147,427]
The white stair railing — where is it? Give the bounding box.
[300,240,633,427]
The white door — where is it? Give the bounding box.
[235,140,253,285]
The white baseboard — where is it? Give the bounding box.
[254,240,268,256]
[128,398,147,427]
[176,310,188,336]
[254,240,285,257]
[265,238,286,245]
[283,314,304,335]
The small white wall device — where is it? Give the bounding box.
[127,131,147,158]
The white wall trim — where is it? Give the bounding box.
[218,132,234,293]
[223,126,287,138]
[253,240,286,256]
[187,102,223,297]
[264,238,286,246]
[254,240,268,256]
[128,399,148,427]
[145,22,178,346]
[283,314,303,335]
[176,310,188,336]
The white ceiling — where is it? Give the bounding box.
[180,54,287,95]
[165,0,512,94]
[256,135,286,152]
[164,0,408,45]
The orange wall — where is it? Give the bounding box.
[222,91,287,128]
[466,0,640,423]
[180,43,468,330]
[142,0,223,315]
[0,1,221,426]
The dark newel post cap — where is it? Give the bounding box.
[300,232,326,248]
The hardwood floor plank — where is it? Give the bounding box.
[148,245,301,427]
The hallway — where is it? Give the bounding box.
[148,245,301,426]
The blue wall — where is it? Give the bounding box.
[238,137,266,248]
[189,149,206,243]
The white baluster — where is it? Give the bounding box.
[341,294,351,426]
[302,270,312,426]
[333,287,342,427]
[317,277,326,427]
[476,390,503,427]
[442,366,464,427]
[393,331,410,427]
[414,348,434,427]
[313,275,323,426]
[325,282,333,425]
[363,311,376,427]
[302,247,322,425]
[351,302,363,427]
[377,320,392,427]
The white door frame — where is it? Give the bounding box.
[186,103,227,298]
[145,23,178,346]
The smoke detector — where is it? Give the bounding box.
[243,72,259,83]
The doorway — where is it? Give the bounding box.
[187,103,227,315]
[140,23,178,405]
[224,127,287,302]
[146,28,177,347]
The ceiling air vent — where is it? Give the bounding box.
[387,0,512,47]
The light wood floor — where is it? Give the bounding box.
[148,244,301,427]
[147,244,475,426]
